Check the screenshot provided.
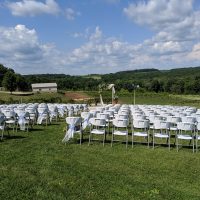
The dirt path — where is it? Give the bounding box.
[65,91,91,101]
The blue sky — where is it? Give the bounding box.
[0,0,200,75]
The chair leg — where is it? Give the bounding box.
[126,134,128,149]
[80,131,82,145]
[132,134,134,148]
[1,130,3,140]
[88,133,91,146]
[176,137,179,152]
[103,133,105,147]
[193,138,194,153]
[153,134,154,149]
[111,133,114,147]
[16,123,18,132]
[196,138,198,153]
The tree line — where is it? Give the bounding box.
[1,63,200,95]
[0,64,29,93]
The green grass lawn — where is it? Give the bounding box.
[119,92,200,108]
[1,92,200,199]
[1,120,200,200]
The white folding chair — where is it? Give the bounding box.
[4,111,16,133]
[37,109,50,126]
[63,117,82,144]
[16,112,31,132]
[167,116,181,131]
[181,116,196,124]
[88,118,106,146]
[152,120,171,150]
[176,122,195,152]
[111,119,129,148]
[132,119,150,147]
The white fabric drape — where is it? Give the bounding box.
[82,113,92,130]
[37,112,48,124]
[62,117,81,142]
[18,112,28,130]
[100,94,104,107]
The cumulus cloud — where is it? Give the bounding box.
[123,0,200,42]
[1,18,200,75]
[89,26,102,41]
[64,8,81,20]
[124,0,193,30]
[0,24,63,74]
[121,0,200,67]
[188,43,200,60]
[7,0,60,17]
[65,0,200,74]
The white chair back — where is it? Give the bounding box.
[133,120,149,129]
[154,120,171,129]
[89,118,106,126]
[113,119,128,128]
[177,122,195,131]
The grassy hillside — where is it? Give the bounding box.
[0,91,97,104]
[101,66,200,81]
[1,91,200,108]
[1,120,200,199]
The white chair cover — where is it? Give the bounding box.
[82,113,92,130]
[62,117,82,142]
[37,109,48,124]
[18,112,29,130]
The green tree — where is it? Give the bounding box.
[2,71,17,94]
[149,80,162,93]
[16,74,30,91]
[0,64,15,86]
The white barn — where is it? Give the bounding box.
[32,83,57,93]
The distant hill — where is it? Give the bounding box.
[21,65,200,94]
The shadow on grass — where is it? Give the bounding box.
[48,123,60,126]
[2,135,26,140]
[29,128,45,132]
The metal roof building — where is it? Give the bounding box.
[31,83,57,92]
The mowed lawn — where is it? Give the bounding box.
[1,119,200,200]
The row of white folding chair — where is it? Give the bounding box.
[151,120,198,153]
[65,114,200,152]
[132,119,195,151]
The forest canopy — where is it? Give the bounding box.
[1,63,200,95]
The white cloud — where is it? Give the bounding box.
[6,0,81,20]
[123,0,200,43]
[188,43,200,60]
[64,8,80,20]
[0,21,200,75]
[7,0,60,17]
[89,26,102,41]
[122,0,200,67]
[124,0,193,30]
[0,24,63,74]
